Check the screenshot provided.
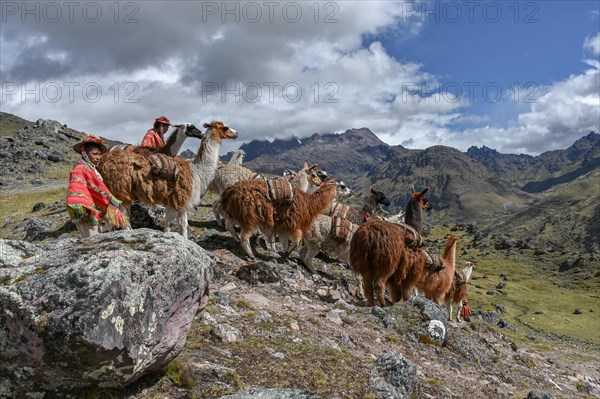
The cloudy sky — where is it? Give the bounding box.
[1,1,599,156]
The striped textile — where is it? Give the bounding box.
[266,177,294,203]
[140,129,165,150]
[330,217,357,243]
[149,153,179,180]
[66,160,127,228]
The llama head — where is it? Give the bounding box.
[184,123,204,139]
[337,180,352,197]
[463,261,475,282]
[316,168,329,182]
[369,185,391,207]
[283,169,297,180]
[410,186,432,211]
[302,162,322,188]
[203,121,238,142]
[229,149,246,164]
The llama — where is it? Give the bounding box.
[326,186,391,224]
[349,218,457,307]
[220,179,337,260]
[298,186,391,269]
[299,214,358,270]
[413,235,459,316]
[210,162,321,228]
[98,121,238,238]
[109,123,203,156]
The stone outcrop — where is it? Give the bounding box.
[0,229,213,397]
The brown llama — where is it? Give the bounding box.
[349,218,457,307]
[210,162,322,229]
[412,235,459,317]
[220,179,337,260]
[403,186,432,234]
[98,121,238,238]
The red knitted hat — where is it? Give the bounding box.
[72,134,107,154]
[155,116,171,126]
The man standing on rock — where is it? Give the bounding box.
[66,135,128,237]
[140,116,171,151]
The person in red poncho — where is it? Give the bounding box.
[66,135,128,237]
[459,299,472,322]
[140,116,171,150]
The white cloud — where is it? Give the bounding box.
[380,62,599,154]
[1,2,598,157]
[584,32,600,55]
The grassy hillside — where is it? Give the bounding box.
[491,168,600,253]
[427,226,600,346]
[0,112,32,137]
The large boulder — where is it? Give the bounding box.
[370,352,417,399]
[0,229,213,397]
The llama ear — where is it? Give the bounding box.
[308,163,318,171]
[411,186,416,194]
[421,187,430,195]
[303,162,308,169]
[203,123,212,129]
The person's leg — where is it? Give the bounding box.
[76,222,100,238]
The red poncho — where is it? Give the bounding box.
[140,129,165,150]
[460,304,472,319]
[66,160,127,228]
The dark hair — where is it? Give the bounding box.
[84,142,103,153]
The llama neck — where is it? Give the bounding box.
[442,236,457,270]
[302,185,337,218]
[169,127,187,156]
[405,199,422,232]
[162,126,185,156]
[290,171,309,192]
[463,265,474,282]
[188,135,221,207]
[366,194,379,211]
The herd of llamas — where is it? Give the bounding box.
[97,121,473,320]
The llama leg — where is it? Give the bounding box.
[361,272,376,307]
[181,211,188,239]
[301,244,320,270]
[448,303,453,321]
[240,227,256,260]
[387,280,402,304]
[225,218,240,241]
[212,200,224,227]
[283,230,302,258]
[373,277,388,307]
[164,206,178,233]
